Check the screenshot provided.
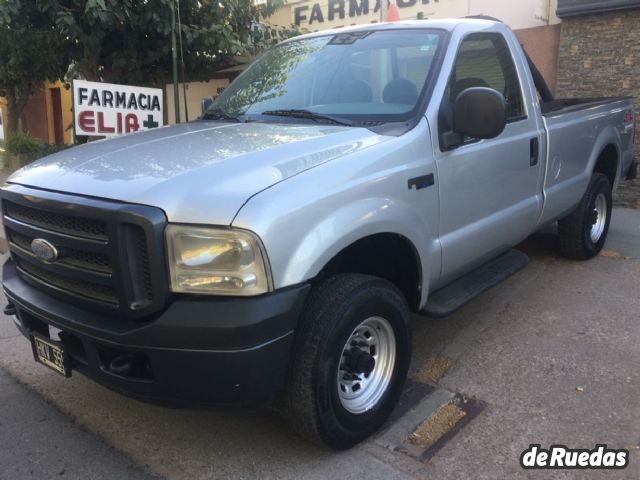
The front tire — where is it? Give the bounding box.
[558,173,613,260]
[284,274,411,450]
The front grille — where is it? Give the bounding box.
[6,201,108,240]
[9,230,111,274]
[2,189,168,319]
[122,223,153,306]
[16,260,118,306]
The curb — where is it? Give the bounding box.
[374,383,485,464]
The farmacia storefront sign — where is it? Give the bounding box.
[73,80,164,137]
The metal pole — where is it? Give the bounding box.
[176,0,189,122]
[171,2,181,123]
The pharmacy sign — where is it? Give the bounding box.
[73,80,164,137]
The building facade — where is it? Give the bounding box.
[556,0,640,159]
[266,0,562,91]
[0,81,74,145]
[268,0,560,31]
[5,1,639,148]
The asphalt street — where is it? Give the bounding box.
[0,368,160,480]
[0,207,638,479]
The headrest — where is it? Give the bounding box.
[382,79,419,105]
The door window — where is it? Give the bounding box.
[440,32,525,140]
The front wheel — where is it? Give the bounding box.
[558,173,613,260]
[284,274,411,450]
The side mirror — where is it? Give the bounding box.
[201,96,214,115]
[444,87,506,149]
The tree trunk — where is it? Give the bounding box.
[6,93,19,135]
[6,87,31,135]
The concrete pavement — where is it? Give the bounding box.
[0,368,161,480]
[0,208,638,479]
[606,207,640,258]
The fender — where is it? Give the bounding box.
[586,126,622,188]
[232,119,441,309]
[236,193,440,310]
[540,121,622,225]
[276,197,438,308]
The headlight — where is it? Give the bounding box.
[166,225,272,296]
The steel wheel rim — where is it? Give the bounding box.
[590,193,608,243]
[337,316,396,415]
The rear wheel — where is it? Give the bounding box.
[558,173,612,260]
[284,274,411,450]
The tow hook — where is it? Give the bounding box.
[109,353,136,376]
[3,303,16,316]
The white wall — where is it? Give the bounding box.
[468,0,560,30]
[165,79,230,124]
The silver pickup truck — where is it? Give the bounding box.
[1,18,637,449]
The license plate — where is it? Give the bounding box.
[30,334,71,377]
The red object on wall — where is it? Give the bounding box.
[387,0,400,21]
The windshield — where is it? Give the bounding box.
[208,29,443,124]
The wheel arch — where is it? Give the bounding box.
[587,126,622,188]
[593,143,619,187]
[314,233,423,311]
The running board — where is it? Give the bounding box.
[422,250,530,318]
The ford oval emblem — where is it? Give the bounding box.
[31,238,59,262]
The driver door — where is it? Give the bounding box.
[435,32,544,283]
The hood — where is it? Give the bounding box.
[8,121,388,224]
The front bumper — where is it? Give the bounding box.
[4,259,309,407]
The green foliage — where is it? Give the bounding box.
[24,0,295,86]
[4,132,70,165]
[0,0,299,134]
[0,0,68,133]
[4,132,44,160]
[250,22,302,53]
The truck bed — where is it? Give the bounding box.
[538,95,635,227]
[540,97,632,116]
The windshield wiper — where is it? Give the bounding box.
[201,108,245,123]
[261,109,353,127]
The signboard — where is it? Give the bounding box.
[271,0,560,32]
[291,0,469,28]
[72,80,163,137]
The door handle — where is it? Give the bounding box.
[408,173,435,190]
[530,138,539,167]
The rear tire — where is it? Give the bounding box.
[284,274,411,450]
[558,173,612,260]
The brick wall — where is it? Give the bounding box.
[556,10,640,158]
